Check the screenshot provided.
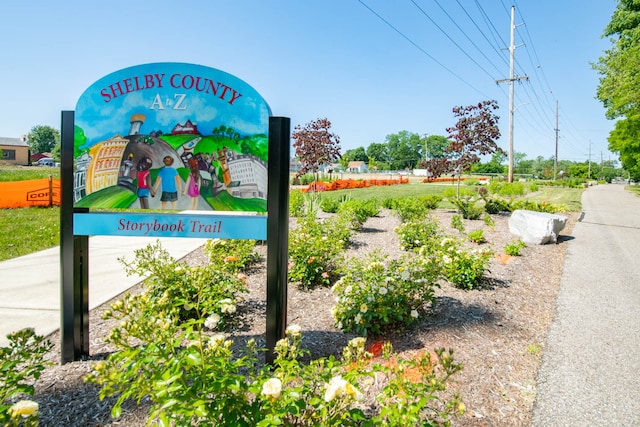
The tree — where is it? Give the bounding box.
[385,131,422,170]
[446,100,503,175]
[471,152,506,174]
[27,125,60,154]
[594,1,640,179]
[366,143,389,164]
[422,158,453,181]
[344,146,368,162]
[608,114,640,180]
[292,118,341,185]
[594,0,640,119]
[423,135,451,160]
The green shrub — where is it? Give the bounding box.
[451,214,465,233]
[88,321,464,426]
[337,199,380,228]
[504,239,526,256]
[482,213,495,231]
[528,182,539,192]
[204,238,259,274]
[439,238,492,290]
[418,194,443,210]
[467,229,486,244]
[483,197,512,214]
[288,214,352,288]
[120,242,247,325]
[394,216,442,251]
[289,190,305,217]
[391,197,429,223]
[445,188,484,220]
[1,328,52,427]
[332,252,439,335]
[319,197,340,213]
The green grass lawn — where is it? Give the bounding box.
[0,166,585,261]
[0,207,60,261]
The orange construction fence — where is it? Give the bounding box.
[300,177,409,193]
[0,178,61,208]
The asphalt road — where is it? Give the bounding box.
[532,183,640,426]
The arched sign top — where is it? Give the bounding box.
[73,62,272,212]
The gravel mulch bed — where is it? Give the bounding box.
[31,208,576,426]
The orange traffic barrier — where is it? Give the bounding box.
[300,176,408,193]
[0,178,61,208]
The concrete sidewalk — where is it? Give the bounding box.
[0,236,207,346]
[532,184,640,425]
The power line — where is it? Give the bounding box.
[356,0,493,99]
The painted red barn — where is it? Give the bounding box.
[171,120,199,135]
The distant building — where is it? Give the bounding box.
[171,120,199,135]
[0,136,29,165]
[347,161,368,173]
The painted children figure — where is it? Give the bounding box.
[153,156,182,209]
[183,157,201,210]
[136,156,155,209]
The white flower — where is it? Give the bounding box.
[379,287,388,295]
[355,313,362,324]
[261,377,283,399]
[344,285,353,294]
[410,309,419,319]
[324,376,347,402]
[285,324,302,337]
[324,375,363,402]
[204,313,221,330]
[208,334,226,349]
[442,255,452,264]
[360,303,368,313]
[9,400,39,418]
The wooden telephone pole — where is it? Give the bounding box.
[497,6,528,183]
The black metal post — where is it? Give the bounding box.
[265,117,290,364]
[60,111,89,363]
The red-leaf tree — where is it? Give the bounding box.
[445,100,503,174]
[292,118,342,187]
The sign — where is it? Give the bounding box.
[73,212,266,240]
[73,62,271,212]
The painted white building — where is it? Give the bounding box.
[226,151,267,199]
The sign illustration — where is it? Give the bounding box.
[73,62,272,212]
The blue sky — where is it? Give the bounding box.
[0,0,618,164]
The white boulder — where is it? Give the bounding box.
[508,210,568,245]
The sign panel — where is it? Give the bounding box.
[73,212,266,240]
[73,62,271,212]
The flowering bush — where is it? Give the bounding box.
[439,238,492,290]
[88,315,464,426]
[288,214,352,288]
[331,252,439,335]
[118,242,247,327]
[394,216,442,251]
[204,238,259,274]
[389,197,431,222]
[1,328,52,427]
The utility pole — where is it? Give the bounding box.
[554,101,559,180]
[497,6,529,183]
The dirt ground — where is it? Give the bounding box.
[32,208,576,426]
